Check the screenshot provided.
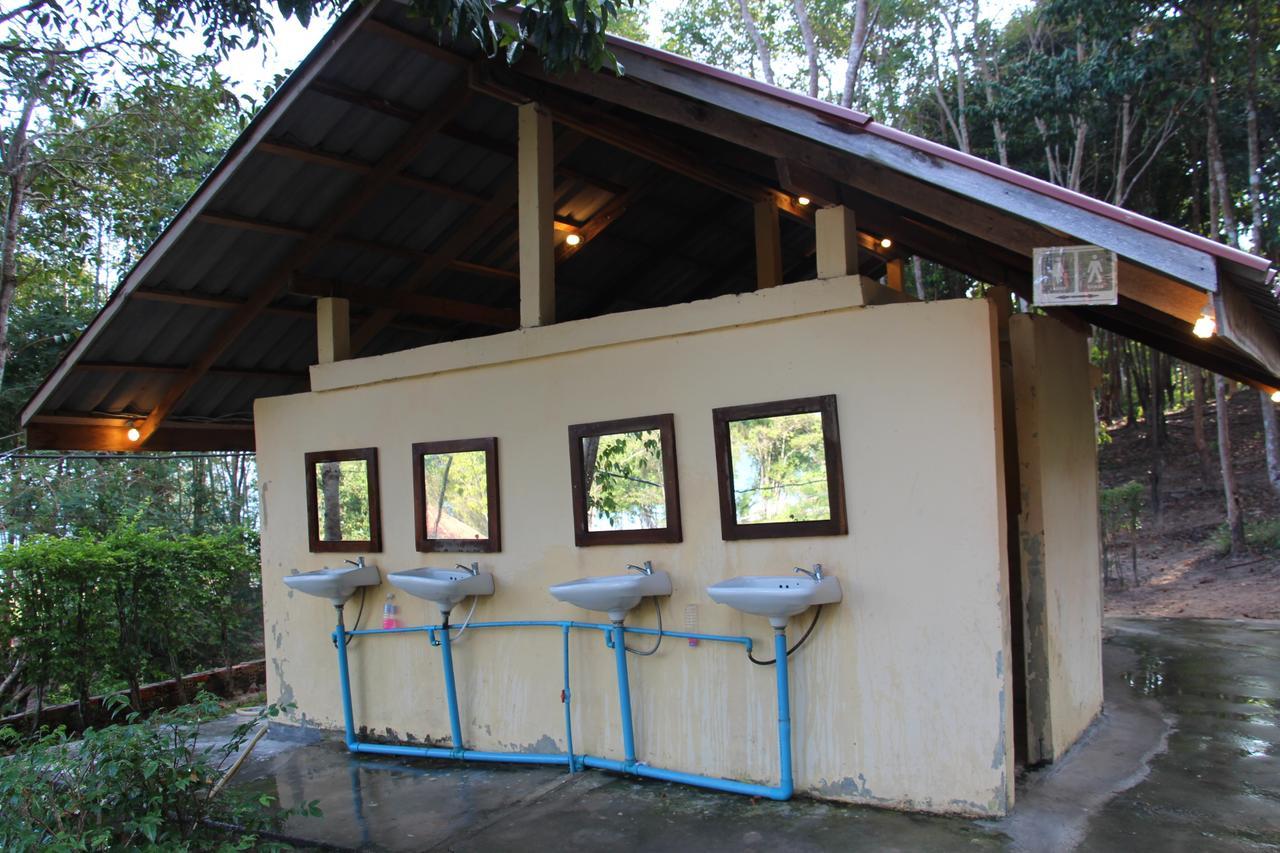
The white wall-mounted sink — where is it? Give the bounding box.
[549,570,672,622]
[387,566,495,614]
[283,560,380,606]
[707,573,842,627]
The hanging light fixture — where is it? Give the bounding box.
[1192,298,1216,339]
[565,233,582,247]
[880,237,893,249]
[796,196,811,206]
[1271,390,1280,404]
[126,420,141,443]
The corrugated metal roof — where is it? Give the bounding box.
[19,0,1279,450]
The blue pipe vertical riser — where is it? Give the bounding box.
[329,616,795,800]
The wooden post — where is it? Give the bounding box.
[885,258,904,291]
[316,297,350,363]
[753,200,782,290]
[815,205,858,279]
[518,102,555,326]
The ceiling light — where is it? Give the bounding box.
[880,237,893,249]
[1192,313,1216,338]
[797,196,811,206]
[126,421,140,442]
[1271,390,1280,404]
[565,233,582,247]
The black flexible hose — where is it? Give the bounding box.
[334,587,367,648]
[748,606,822,666]
[625,596,663,656]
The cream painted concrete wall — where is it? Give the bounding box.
[1010,314,1104,763]
[257,278,1015,816]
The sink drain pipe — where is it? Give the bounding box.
[330,615,795,800]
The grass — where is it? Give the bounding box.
[1212,517,1280,556]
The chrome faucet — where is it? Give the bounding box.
[456,562,480,576]
[794,563,823,581]
[626,560,654,575]
[345,557,365,569]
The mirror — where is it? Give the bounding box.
[568,414,682,546]
[305,448,382,552]
[412,438,500,552]
[712,395,847,540]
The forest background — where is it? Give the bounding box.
[0,0,1276,717]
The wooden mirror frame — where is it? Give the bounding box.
[305,447,382,552]
[567,413,683,547]
[411,437,501,553]
[711,395,848,540]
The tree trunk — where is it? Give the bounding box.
[791,0,819,98]
[736,0,775,85]
[1215,376,1246,555]
[1201,21,1237,245]
[1149,347,1162,524]
[1192,367,1212,477]
[1245,0,1264,252]
[0,94,38,390]
[911,256,926,300]
[321,461,342,540]
[840,0,872,108]
[1259,390,1280,496]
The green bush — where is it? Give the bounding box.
[1100,481,1145,536]
[0,527,262,721]
[1211,517,1280,556]
[0,692,317,850]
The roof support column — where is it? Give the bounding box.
[754,200,782,289]
[316,297,351,363]
[815,205,858,279]
[885,258,904,291]
[518,102,555,327]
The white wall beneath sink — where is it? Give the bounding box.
[256,276,1016,816]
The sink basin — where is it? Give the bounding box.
[549,571,672,622]
[707,575,842,627]
[387,567,496,614]
[283,561,381,606]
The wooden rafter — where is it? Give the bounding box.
[133,74,474,445]
[76,362,305,381]
[130,287,451,334]
[292,276,518,328]
[349,131,586,352]
[197,210,518,280]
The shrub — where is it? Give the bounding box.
[1211,517,1280,556]
[0,692,317,850]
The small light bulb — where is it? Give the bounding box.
[1192,313,1216,339]
[880,237,893,249]
[1271,390,1280,404]
[126,426,140,442]
[565,233,581,247]
[797,196,811,206]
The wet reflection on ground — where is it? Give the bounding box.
[231,618,1279,851]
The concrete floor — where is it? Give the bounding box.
[228,618,1280,851]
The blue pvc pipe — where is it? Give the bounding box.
[612,623,637,764]
[329,614,794,799]
[333,607,357,748]
[438,625,465,752]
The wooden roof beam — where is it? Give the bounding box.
[196,210,518,280]
[292,276,518,328]
[131,74,475,445]
[76,361,306,381]
[26,419,256,452]
[348,130,587,352]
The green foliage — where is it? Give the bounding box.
[0,528,262,719]
[1100,480,1145,539]
[585,430,666,529]
[729,413,830,523]
[0,693,316,850]
[422,450,491,538]
[1212,517,1280,556]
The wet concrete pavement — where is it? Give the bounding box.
[229,618,1279,851]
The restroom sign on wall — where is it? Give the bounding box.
[1032,245,1118,306]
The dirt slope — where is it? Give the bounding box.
[1099,387,1280,620]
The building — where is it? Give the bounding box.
[21,0,1279,816]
